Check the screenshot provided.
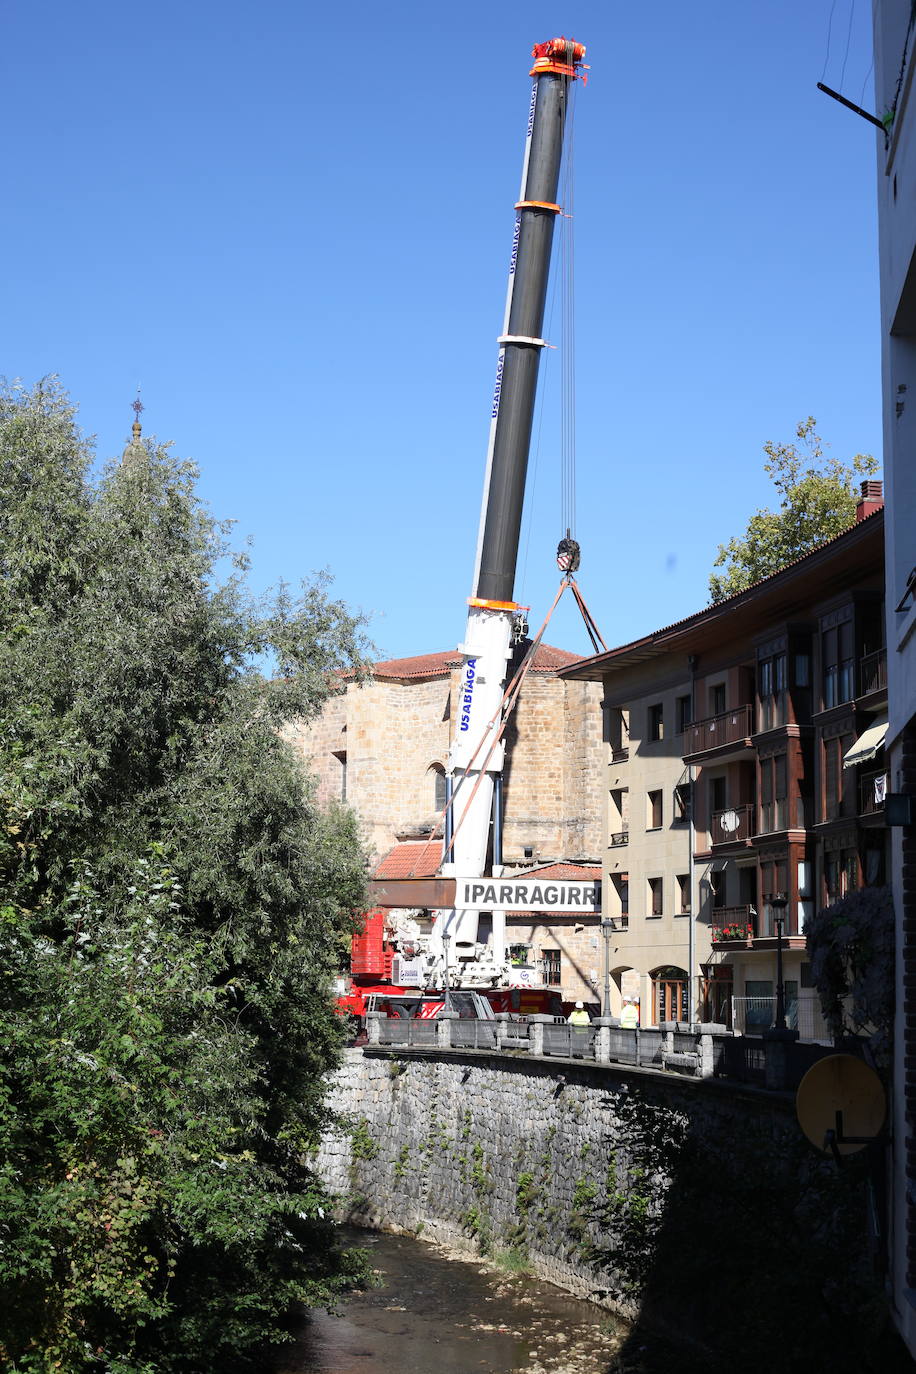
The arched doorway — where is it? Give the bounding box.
[651,965,689,1024]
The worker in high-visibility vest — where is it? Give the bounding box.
[567,1000,590,1027]
[620,999,639,1029]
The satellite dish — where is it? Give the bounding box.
[796,1054,886,1157]
[719,809,740,834]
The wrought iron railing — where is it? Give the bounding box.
[859,648,887,696]
[710,803,754,844]
[682,704,754,755]
[711,905,756,942]
[609,828,629,847]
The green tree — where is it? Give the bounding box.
[709,418,878,602]
[0,378,371,1372]
[805,885,895,1068]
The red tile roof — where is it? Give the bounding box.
[372,642,582,681]
[374,840,443,879]
[511,861,601,881]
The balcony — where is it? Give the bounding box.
[711,905,756,945]
[609,828,629,848]
[682,704,754,762]
[860,769,887,816]
[710,803,754,846]
[859,648,887,698]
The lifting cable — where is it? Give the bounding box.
[560,78,578,546]
[407,569,607,878]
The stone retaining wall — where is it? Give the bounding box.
[318,1047,893,1369]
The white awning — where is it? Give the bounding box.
[843,717,888,769]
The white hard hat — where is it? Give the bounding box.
[575,1000,584,1008]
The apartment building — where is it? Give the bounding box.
[872,1,916,1354]
[564,492,887,1037]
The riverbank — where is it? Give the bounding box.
[276,1228,697,1374]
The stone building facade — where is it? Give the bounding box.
[285,642,603,871]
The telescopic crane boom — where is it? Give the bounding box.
[432,38,587,985]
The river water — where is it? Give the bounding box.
[275,1229,666,1374]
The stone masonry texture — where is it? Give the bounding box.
[317,1048,901,1372]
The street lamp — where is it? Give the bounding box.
[600,919,614,1018]
[442,930,452,1013]
[770,892,788,1030]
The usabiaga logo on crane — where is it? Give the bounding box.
[459,657,478,732]
[491,355,505,419]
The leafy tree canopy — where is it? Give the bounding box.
[805,884,895,1068]
[0,378,372,1372]
[709,418,879,603]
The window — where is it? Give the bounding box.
[647,790,663,829]
[744,979,774,1034]
[677,874,691,915]
[759,754,787,832]
[711,683,726,716]
[431,765,447,812]
[509,944,532,967]
[823,734,855,821]
[610,873,629,923]
[607,706,629,759]
[648,876,664,916]
[823,621,854,708]
[333,750,347,802]
[541,948,561,984]
[709,775,726,819]
[709,868,726,910]
[824,850,858,906]
[676,694,692,732]
[673,781,691,823]
[759,652,787,730]
[649,703,664,741]
[609,788,629,844]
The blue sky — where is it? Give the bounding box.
[4,1,881,661]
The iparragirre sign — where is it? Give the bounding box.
[454,878,600,913]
